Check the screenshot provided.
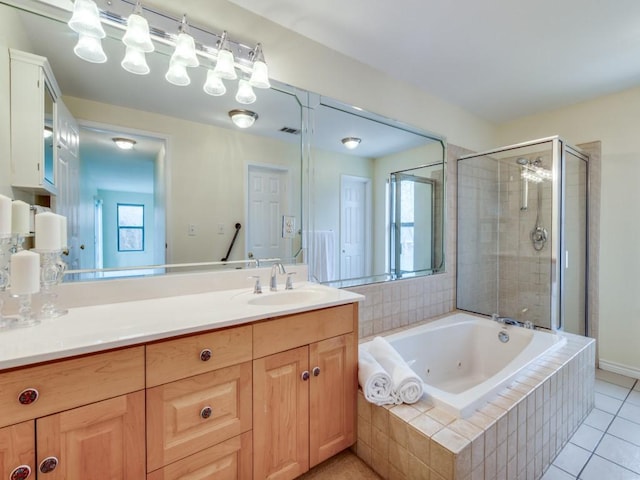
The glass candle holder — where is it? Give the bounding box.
[11,233,27,253]
[36,249,68,319]
[7,293,39,328]
[0,235,12,328]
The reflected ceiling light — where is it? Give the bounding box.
[44,126,53,139]
[165,59,191,86]
[235,78,256,104]
[203,69,226,96]
[213,31,237,80]
[249,43,270,89]
[229,109,258,128]
[112,137,137,150]
[122,2,154,53]
[341,137,361,149]
[68,0,105,38]
[73,33,107,63]
[121,46,150,75]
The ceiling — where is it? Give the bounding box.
[227,0,640,123]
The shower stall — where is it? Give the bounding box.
[456,136,589,335]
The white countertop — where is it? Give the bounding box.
[0,281,363,370]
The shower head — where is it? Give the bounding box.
[516,157,529,166]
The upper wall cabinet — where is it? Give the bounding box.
[9,49,61,195]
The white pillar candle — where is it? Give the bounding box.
[0,194,11,236]
[35,212,61,251]
[10,250,40,295]
[11,200,31,235]
[59,214,68,249]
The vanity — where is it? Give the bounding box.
[0,276,362,480]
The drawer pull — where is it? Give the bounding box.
[200,406,213,419]
[301,371,310,381]
[312,366,321,377]
[39,457,58,474]
[10,465,32,480]
[199,349,212,362]
[18,388,39,405]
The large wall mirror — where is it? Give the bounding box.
[2,0,445,287]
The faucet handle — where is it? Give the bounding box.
[285,272,296,290]
[249,275,262,294]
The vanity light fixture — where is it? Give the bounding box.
[213,31,237,80]
[203,69,226,96]
[235,78,257,105]
[122,46,150,75]
[341,137,361,149]
[112,137,137,150]
[229,109,258,129]
[68,0,107,63]
[249,43,271,89]
[165,59,191,86]
[121,1,153,75]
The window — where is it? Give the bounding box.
[117,204,144,252]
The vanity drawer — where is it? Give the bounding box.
[147,431,252,480]
[146,361,252,471]
[146,325,252,387]
[253,303,356,359]
[0,347,144,428]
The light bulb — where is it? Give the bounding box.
[68,0,105,38]
[165,60,190,86]
[203,70,226,96]
[235,79,256,105]
[213,49,237,80]
[121,46,150,75]
[122,13,154,52]
[73,33,107,63]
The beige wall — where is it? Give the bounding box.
[496,85,640,376]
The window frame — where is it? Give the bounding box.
[116,203,145,252]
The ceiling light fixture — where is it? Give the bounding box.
[341,137,361,149]
[44,126,53,139]
[229,109,258,129]
[66,3,270,101]
[112,137,137,150]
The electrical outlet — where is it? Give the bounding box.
[188,224,197,236]
[217,223,225,235]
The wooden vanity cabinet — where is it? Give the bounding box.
[253,304,358,480]
[0,421,34,480]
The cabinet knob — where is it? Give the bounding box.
[199,349,212,362]
[312,366,321,377]
[10,465,32,480]
[18,388,39,405]
[200,406,213,419]
[39,457,58,474]
[301,371,310,381]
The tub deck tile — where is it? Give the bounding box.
[426,407,457,427]
[448,419,484,442]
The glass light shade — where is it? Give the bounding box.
[121,46,150,75]
[249,60,270,89]
[171,32,199,67]
[203,70,226,96]
[341,137,361,149]
[229,109,258,128]
[235,79,256,105]
[68,0,105,38]
[213,49,237,80]
[112,137,136,150]
[165,60,190,86]
[122,13,154,52]
[73,33,107,63]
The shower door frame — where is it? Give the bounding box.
[457,136,589,334]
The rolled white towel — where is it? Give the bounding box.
[358,350,399,405]
[368,336,424,405]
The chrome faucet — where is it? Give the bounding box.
[491,314,534,329]
[270,263,286,291]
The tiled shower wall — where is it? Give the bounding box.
[348,145,470,337]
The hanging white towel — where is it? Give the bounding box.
[358,350,399,406]
[367,336,424,405]
[311,230,335,282]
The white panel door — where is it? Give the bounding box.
[247,166,289,260]
[340,177,369,279]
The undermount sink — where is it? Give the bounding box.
[247,288,328,306]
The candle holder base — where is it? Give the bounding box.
[1,294,40,330]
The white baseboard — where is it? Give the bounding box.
[599,359,640,380]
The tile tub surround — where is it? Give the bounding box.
[355,332,595,480]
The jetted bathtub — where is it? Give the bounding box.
[362,312,566,417]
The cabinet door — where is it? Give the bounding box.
[253,346,309,480]
[36,391,145,479]
[309,333,356,467]
[0,421,34,480]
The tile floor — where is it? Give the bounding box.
[542,369,640,480]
